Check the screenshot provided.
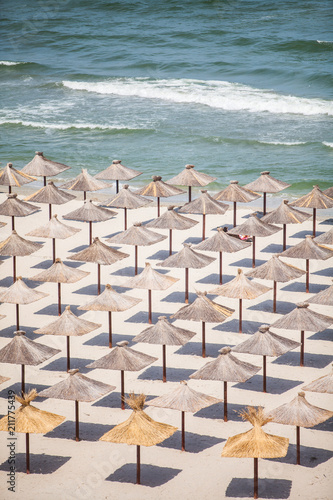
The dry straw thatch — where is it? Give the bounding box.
[214,180,260,226]
[0,193,39,230]
[101,184,151,229]
[302,364,333,394]
[323,186,333,198]
[0,163,36,193]
[22,151,70,183]
[167,164,217,202]
[307,281,333,306]
[0,229,43,282]
[95,159,142,193]
[314,226,333,246]
[60,168,109,200]
[290,185,333,235]
[136,175,185,216]
[244,170,291,215]
[25,181,76,220]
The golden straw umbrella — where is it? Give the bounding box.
[172,291,234,358]
[0,230,43,282]
[214,180,260,227]
[60,168,109,201]
[290,185,333,236]
[167,164,217,202]
[0,163,36,194]
[244,170,291,215]
[307,280,333,306]
[302,364,333,394]
[133,316,196,382]
[222,407,289,499]
[95,159,142,193]
[34,305,101,372]
[323,186,333,198]
[87,341,157,409]
[39,369,115,441]
[107,222,166,275]
[22,151,70,186]
[25,180,76,220]
[0,389,65,474]
[268,392,333,465]
[135,175,185,217]
[314,226,333,246]
[0,193,39,230]
[147,380,221,451]
[209,269,271,333]
[190,346,260,421]
[78,284,142,348]
[100,393,177,484]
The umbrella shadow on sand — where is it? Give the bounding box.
[161,291,198,303]
[105,463,182,487]
[147,249,172,261]
[138,366,194,383]
[0,276,41,289]
[312,267,333,277]
[84,332,135,346]
[261,243,291,253]
[233,375,303,395]
[35,303,86,316]
[40,357,94,374]
[157,430,225,453]
[196,273,235,285]
[195,402,248,422]
[230,258,266,268]
[291,229,323,239]
[0,383,49,401]
[248,300,295,314]
[312,416,333,432]
[308,328,333,341]
[0,453,71,474]
[125,311,173,323]
[175,341,232,358]
[272,351,332,369]
[44,421,111,442]
[225,477,292,498]
[268,443,333,467]
[92,392,158,409]
[0,325,39,339]
[281,282,328,293]
[213,319,263,335]
[183,236,203,245]
[31,260,84,269]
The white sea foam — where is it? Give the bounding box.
[322,141,333,148]
[62,78,333,116]
[259,140,307,146]
[0,119,145,131]
[0,61,25,66]
[316,40,332,44]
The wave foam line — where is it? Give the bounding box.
[322,141,333,148]
[0,61,28,66]
[258,140,307,146]
[0,119,147,131]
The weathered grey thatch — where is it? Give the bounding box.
[31,257,89,284]
[302,364,333,394]
[60,168,109,198]
[25,181,76,218]
[107,222,166,247]
[135,175,185,216]
[290,185,333,236]
[0,375,10,384]
[22,151,70,180]
[0,230,43,258]
[34,305,101,337]
[314,226,333,245]
[27,214,80,240]
[95,160,142,193]
[101,184,151,229]
[214,181,261,226]
[0,163,36,191]
[307,282,333,306]
[0,193,39,230]
[167,164,217,202]
[244,171,291,215]
[0,276,48,305]
[323,186,333,198]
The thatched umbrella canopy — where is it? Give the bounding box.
[22,151,71,186]
[107,222,166,275]
[190,346,260,421]
[146,205,198,255]
[158,243,215,303]
[0,374,10,384]
[228,214,281,268]
[26,214,80,262]
[39,369,115,441]
[323,186,333,198]
[166,164,217,202]
[34,305,101,372]
[78,284,142,348]
[270,302,333,366]
[290,185,333,236]
[268,392,333,465]
[244,171,291,215]
[0,193,39,230]
[302,364,333,394]
[118,262,179,324]
[30,258,89,315]
[209,269,271,333]
[0,389,65,474]
[178,190,228,240]
[171,291,234,358]
[280,235,333,292]
[214,180,261,227]
[68,237,129,294]
[87,341,157,409]
[0,276,48,330]
[25,181,76,220]
[0,163,36,194]
[307,281,333,306]
[0,330,60,393]
[95,159,142,193]
[135,175,185,217]
[147,380,221,450]
[101,184,152,230]
[232,325,300,392]
[222,407,289,499]
[133,316,196,382]
[314,226,333,246]
[0,230,43,282]
[261,200,311,250]
[60,168,109,201]
[63,199,116,245]
[245,254,305,312]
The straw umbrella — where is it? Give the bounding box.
[146,205,198,255]
[0,163,36,194]
[270,302,333,366]
[68,237,129,294]
[22,151,70,186]
[167,164,217,202]
[63,199,116,245]
[30,258,89,316]
[60,168,109,201]
[158,243,215,303]
[78,284,142,348]
[0,389,65,474]
[0,193,39,230]
[261,200,311,250]
[87,341,157,410]
[280,235,333,293]
[133,316,196,382]
[101,184,152,230]
[26,214,80,262]
[214,180,261,227]
[39,369,115,441]
[0,331,60,393]
[0,230,43,282]
[244,171,291,215]
[290,185,333,236]
[209,269,271,333]
[147,380,222,450]
[34,305,101,372]
[268,392,333,465]
[222,407,289,499]
[232,325,300,392]
[95,159,142,193]
[107,222,166,275]
[307,281,333,306]
[25,181,76,220]
[302,364,333,393]
[178,190,228,241]
[135,175,185,217]
[0,277,48,330]
[245,254,305,313]
[118,262,179,324]
[323,186,333,198]
[100,393,177,484]
[314,226,333,246]
[172,291,234,358]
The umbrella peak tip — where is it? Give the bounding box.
[36,151,43,155]
[12,229,17,234]
[152,175,162,181]
[65,305,71,311]
[123,184,129,189]
[69,368,79,375]
[7,193,17,198]
[133,222,142,227]
[180,380,187,385]
[48,181,54,185]
[261,171,270,175]
[16,388,38,406]
[167,205,175,210]
[296,302,309,308]
[298,391,306,398]
[16,276,23,281]
[116,340,129,347]
[93,237,100,242]
[237,268,243,274]
[55,258,62,263]
[259,325,270,333]
[201,189,208,193]
[230,180,239,184]
[145,262,151,267]
[185,164,195,169]
[7,163,13,167]
[219,346,231,354]
[112,160,121,164]
[158,315,168,321]
[14,330,26,336]
[283,200,289,204]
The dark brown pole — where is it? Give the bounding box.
[312,208,316,237]
[273,281,277,313]
[49,203,52,220]
[9,185,12,194]
[12,215,15,230]
[52,238,56,263]
[135,246,138,275]
[116,180,119,194]
[136,445,141,484]
[43,176,47,187]
[263,355,267,393]
[13,256,16,283]
[254,457,258,499]
[252,236,256,268]
[124,207,127,230]
[185,268,189,303]
[263,192,267,215]
[296,426,301,465]
[162,344,166,382]
[21,364,25,394]
[224,381,228,422]
[120,370,125,410]
[97,263,101,295]
[75,400,80,442]
[188,186,192,203]
[283,224,287,251]
[108,311,112,348]
[58,282,61,316]
[300,331,304,367]
[84,191,87,201]
[16,304,19,331]
[148,289,152,324]
[157,197,160,217]
[202,321,206,358]
[219,251,223,285]
[89,221,92,246]
[239,298,242,333]
[66,336,70,372]
[202,213,206,241]
[169,229,172,256]
[181,411,185,451]
[306,259,309,293]
[26,433,30,474]
[233,201,237,227]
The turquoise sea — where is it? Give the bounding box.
[0,0,332,196]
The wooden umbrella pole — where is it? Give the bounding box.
[116,180,119,194]
[148,289,152,324]
[202,321,206,358]
[52,238,56,263]
[188,186,192,203]
[97,263,101,295]
[252,236,256,268]
[224,381,228,422]
[16,304,20,331]
[89,221,92,246]
[263,355,266,393]
[108,311,112,348]
[136,445,141,484]
[239,298,242,334]
[13,256,16,283]
[9,185,11,194]
[283,224,287,251]
[312,208,316,237]
[135,246,138,275]
[12,215,15,230]
[185,268,189,303]
[202,213,206,241]
[120,370,125,410]
[296,426,301,465]
[43,176,47,187]
[300,331,305,367]
[273,281,277,313]
[254,457,258,499]
[233,201,237,227]
[66,336,70,372]
[75,400,80,441]
[49,203,52,220]
[169,229,172,256]
[84,191,87,201]
[160,344,166,382]
[219,251,223,285]
[58,282,61,316]
[305,259,309,293]
[181,411,185,451]
[26,433,30,474]
[124,207,127,230]
[21,364,25,394]
[263,192,267,215]
[157,197,160,217]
